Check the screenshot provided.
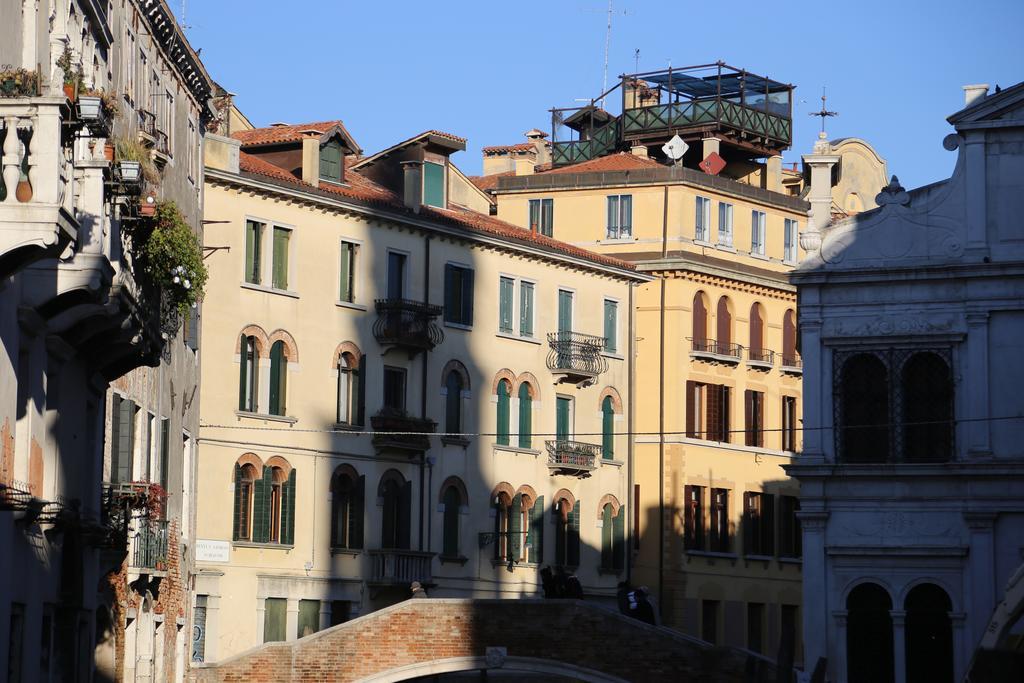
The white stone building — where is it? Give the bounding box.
[788,81,1024,683]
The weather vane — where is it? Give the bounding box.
[809,87,838,134]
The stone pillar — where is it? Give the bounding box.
[801,133,840,236]
[798,317,825,458]
[702,137,720,160]
[319,600,332,632]
[891,610,907,683]
[965,313,991,456]
[799,511,830,676]
[962,129,988,254]
[285,598,299,642]
[831,610,848,683]
[964,512,996,654]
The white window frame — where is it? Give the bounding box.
[718,202,734,247]
[783,218,798,263]
[602,297,620,356]
[751,211,766,256]
[518,278,537,339]
[556,287,576,333]
[695,196,711,243]
[337,237,362,307]
[606,195,633,240]
[385,248,411,300]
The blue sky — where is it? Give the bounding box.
[182,0,1023,189]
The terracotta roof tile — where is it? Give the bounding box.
[468,172,514,192]
[232,120,359,152]
[351,129,468,170]
[540,152,665,175]
[482,143,536,154]
[232,153,634,274]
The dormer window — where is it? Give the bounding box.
[320,140,343,183]
[423,161,445,208]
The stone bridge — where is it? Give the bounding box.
[190,599,783,682]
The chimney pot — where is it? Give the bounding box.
[401,160,424,213]
[963,84,989,106]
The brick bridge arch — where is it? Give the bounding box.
[191,599,780,682]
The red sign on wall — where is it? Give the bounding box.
[699,152,726,176]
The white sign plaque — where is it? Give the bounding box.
[195,539,231,563]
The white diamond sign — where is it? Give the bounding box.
[662,134,689,161]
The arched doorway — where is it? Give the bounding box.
[846,582,894,683]
[905,583,953,683]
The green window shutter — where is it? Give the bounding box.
[443,264,456,323]
[281,468,296,545]
[238,336,248,411]
[442,487,460,557]
[510,494,522,560]
[528,495,544,564]
[115,399,136,483]
[423,161,445,208]
[604,300,617,353]
[398,479,412,550]
[445,371,462,434]
[272,227,289,290]
[601,504,613,569]
[613,506,625,571]
[319,141,341,182]
[245,221,261,284]
[350,475,365,549]
[542,199,554,237]
[462,268,474,326]
[339,242,353,302]
[499,277,514,333]
[159,418,169,489]
[556,397,570,442]
[232,463,243,541]
[381,484,397,549]
[557,290,573,333]
[555,507,566,566]
[621,195,632,235]
[519,282,533,336]
[518,384,532,449]
[568,500,581,567]
[269,341,286,416]
[354,355,366,426]
[110,395,122,481]
[297,600,320,639]
[496,382,510,446]
[602,396,614,460]
[528,200,540,232]
[606,196,619,237]
[253,467,271,543]
[263,598,286,642]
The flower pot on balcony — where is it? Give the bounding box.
[104,142,115,162]
[15,179,32,202]
[118,160,141,183]
[77,95,102,120]
[63,83,75,100]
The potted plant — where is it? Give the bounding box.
[78,88,120,122]
[113,136,158,185]
[56,45,83,100]
[154,555,167,571]
[131,201,208,315]
[0,68,39,98]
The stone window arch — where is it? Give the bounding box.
[782,309,798,366]
[692,291,709,347]
[716,296,733,351]
[552,489,580,568]
[904,582,954,682]
[846,582,894,683]
[330,464,363,550]
[378,469,411,550]
[749,302,765,354]
[599,494,625,573]
[440,476,467,558]
[334,343,364,426]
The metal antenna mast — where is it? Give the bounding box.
[601,0,613,106]
[810,87,838,134]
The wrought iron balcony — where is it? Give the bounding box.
[746,347,775,370]
[781,356,803,374]
[131,519,169,572]
[373,298,443,355]
[367,549,434,586]
[545,439,600,478]
[546,331,609,387]
[689,338,742,365]
[370,410,436,454]
[550,122,618,167]
[0,98,79,278]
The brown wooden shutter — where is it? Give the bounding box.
[684,485,695,549]
[707,385,722,442]
[685,381,697,438]
[693,295,707,344]
[783,310,796,361]
[750,304,763,351]
[716,298,731,349]
[744,390,754,447]
[757,393,765,448]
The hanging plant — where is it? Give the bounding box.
[131,200,207,315]
[113,135,159,184]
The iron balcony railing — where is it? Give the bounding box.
[131,519,169,570]
[370,410,436,453]
[367,549,434,585]
[747,348,775,365]
[373,298,443,352]
[551,121,619,167]
[545,440,600,477]
[546,331,609,379]
[689,338,742,361]
[781,355,803,372]
[620,98,791,148]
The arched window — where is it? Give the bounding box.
[493,490,512,562]
[905,583,953,683]
[749,303,765,355]
[846,583,894,683]
[496,379,511,446]
[692,292,708,350]
[782,309,798,366]
[518,383,532,449]
[716,296,732,351]
[330,467,364,550]
[269,340,288,416]
[445,370,463,435]
[233,462,258,541]
[379,472,411,550]
[602,395,615,460]
[441,483,463,558]
[840,354,890,463]
[337,352,363,425]
[554,496,580,568]
[599,501,625,572]
[268,465,289,543]
[238,335,258,412]
[902,353,953,463]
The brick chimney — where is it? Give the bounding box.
[301,132,320,188]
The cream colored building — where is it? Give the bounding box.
[193,117,648,662]
[474,62,839,665]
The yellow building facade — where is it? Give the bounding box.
[485,137,808,662]
[192,122,648,663]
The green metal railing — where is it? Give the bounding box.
[621,99,791,145]
[551,122,618,167]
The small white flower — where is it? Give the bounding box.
[172,275,180,284]
[184,280,191,289]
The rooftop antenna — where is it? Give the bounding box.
[634,48,640,73]
[810,87,838,135]
[583,1,630,109]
